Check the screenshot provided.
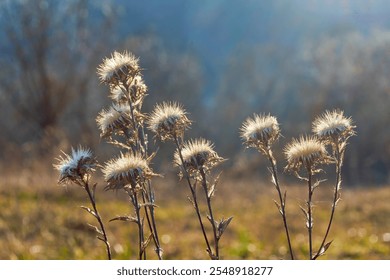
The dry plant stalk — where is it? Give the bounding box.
[97,51,162,260]
[148,102,232,260]
[241,110,355,260]
[54,147,112,260]
[240,114,294,259]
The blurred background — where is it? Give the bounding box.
[1,0,390,186]
[0,0,389,259]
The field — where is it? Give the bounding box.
[0,174,389,260]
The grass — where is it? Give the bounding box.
[0,176,389,260]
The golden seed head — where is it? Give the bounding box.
[102,153,156,190]
[312,109,355,142]
[96,104,131,138]
[284,135,331,172]
[54,146,96,185]
[240,114,280,151]
[97,51,140,85]
[174,138,224,176]
[148,102,191,141]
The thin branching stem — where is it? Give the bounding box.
[313,142,342,260]
[120,79,162,259]
[307,167,314,260]
[128,187,145,260]
[266,149,294,260]
[173,134,213,258]
[83,179,112,260]
[200,168,219,259]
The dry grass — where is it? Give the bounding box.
[0,176,389,260]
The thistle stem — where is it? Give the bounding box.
[129,189,145,260]
[84,180,112,260]
[266,150,294,260]
[307,168,314,260]
[313,144,342,260]
[173,134,213,258]
[200,168,219,260]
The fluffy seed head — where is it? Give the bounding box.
[96,104,131,138]
[110,75,148,104]
[284,135,331,172]
[54,147,96,185]
[312,109,355,143]
[102,153,156,190]
[174,138,224,177]
[97,51,140,85]
[240,114,280,151]
[148,102,191,141]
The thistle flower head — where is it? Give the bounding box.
[54,147,96,185]
[109,75,148,104]
[174,138,224,177]
[96,104,131,138]
[102,153,156,190]
[312,109,355,144]
[97,51,140,85]
[284,135,331,172]
[240,114,280,152]
[148,102,192,141]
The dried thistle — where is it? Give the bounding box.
[174,138,225,178]
[97,51,140,85]
[96,104,132,138]
[240,113,294,259]
[102,153,157,190]
[148,102,192,141]
[312,109,355,143]
[54,147,111,260]
[54,146,96,185]
[311,110,356,259]
[284,135,331,173]
[240,114,280,153]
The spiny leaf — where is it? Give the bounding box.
[139,202,158,208]
[80,206,97,218]
[208,172,222,198]
[312,179,326,190]
[109,215,138,223]
[314,240,333,259]
[87,223,103,235]
[273,200,283,216]
[141,234,153,251]
[217,216,233,240]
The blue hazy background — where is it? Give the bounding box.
[1,0,389,186]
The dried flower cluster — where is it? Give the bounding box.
[55,48,357,261]
[284,135,331,172]
[97,51,140,85]
[174,138,224,178]
[103,153,156,190]
[96,51,162,260]
[149,100,229,260]
[54,146,112,259]
[54,147,96,185]
[148,102,191,141]
[240,114,280,153]
[240,109,355,260]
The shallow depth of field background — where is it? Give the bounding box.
[0,0,389,259]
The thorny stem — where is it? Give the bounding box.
[128,187,145,260]
[307,167,314,260]
[141,185,163,260]
[120,79,162,259]
[313,142,342,260]
[266,149,294,260]
[173,134,213,259]
[83,179,112,260]
[200,168,219,260]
